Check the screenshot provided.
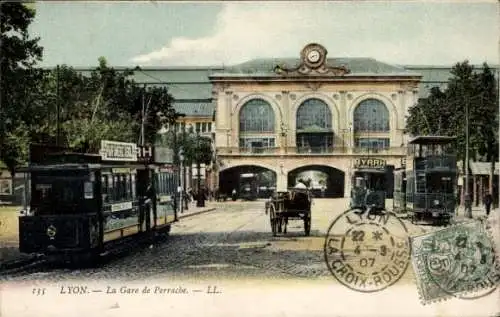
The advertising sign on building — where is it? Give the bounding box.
[354,158,387,170]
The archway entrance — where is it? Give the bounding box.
[219,165,277,198]
[288,165,345,198]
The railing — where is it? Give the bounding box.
[414,155,457,171]
[217,146,408,156]
[407,193,456,211]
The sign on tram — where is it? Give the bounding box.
[354,158,387,170]
[100,140,138,161]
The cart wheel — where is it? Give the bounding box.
[304,217,311,236]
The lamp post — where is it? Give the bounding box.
[163,112,186,219]
[196,129,205,207]
[56,65,61,146]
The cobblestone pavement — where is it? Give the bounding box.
[1,198,449,284]
[1,199,499,317]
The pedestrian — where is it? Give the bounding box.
[483,192,493,217]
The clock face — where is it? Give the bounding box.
[307,50,321,63]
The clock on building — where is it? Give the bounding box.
[307,49,321,63]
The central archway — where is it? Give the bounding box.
[219,165,277,199]
[288,165,345,198]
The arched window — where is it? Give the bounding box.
[296,98,332,131]
[239,99,275,133]
[295,99,333,153]
[353,99,390,132]
[238,99,276,152]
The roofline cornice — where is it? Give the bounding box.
[208,75,422,83]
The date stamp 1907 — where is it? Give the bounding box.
[411,220,500,304]
[324,210,411,293]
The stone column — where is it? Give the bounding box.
[225,91,233,148]
[339,91,352,153]
[344,167,352,198]
[281,91,289,153]
[473,175,477,206]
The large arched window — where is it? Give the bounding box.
[353,99,390,151]
[239,99,275,133]
[296,98,332,131]
[238,99,276,152]
[353,99,390,132]
[295,98,333,153]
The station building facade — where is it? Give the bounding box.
[18,43,493,203]
[210,43,421,197]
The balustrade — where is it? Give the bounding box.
[217,146,408,156]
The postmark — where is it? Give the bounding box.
[324,209,411,292]
[410,220,500,304]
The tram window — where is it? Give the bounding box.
[416,174,426,193]
[84,181,94,199]
[111,175,117,200]
[131,174,136,199]
[125,174,131,198]
[107,176,113,199]
[160,174,164,193]
[157,174,163,194]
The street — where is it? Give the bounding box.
[1,199,499,317]
[1,199,441,283]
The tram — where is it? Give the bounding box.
[392,167,406,214]
[393,136,457,225]
[239,173,258,200]
[17,140,178,262]
[349,158,387,212]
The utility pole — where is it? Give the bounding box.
[141,85,145,146]
[56,65,60,146]
[172,122,178,221]
[196,130,205,207]
[497,25,500,211]
[465,93,470,215]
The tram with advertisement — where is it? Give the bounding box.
[17,140,178,264]
[349,158,387,212]
[393,136,457,225]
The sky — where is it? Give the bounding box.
[28,1,499,68]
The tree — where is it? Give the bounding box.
[405,61,499,193]
[0,2,43,175]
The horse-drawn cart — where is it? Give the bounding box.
[265,188,312,236]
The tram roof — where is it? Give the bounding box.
[408,135,456,145]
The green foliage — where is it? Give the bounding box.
[160,126,214,166]
[405,61,499,167]
[1,2,43,174]
[0,4,177,172]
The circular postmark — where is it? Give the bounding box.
[414,220,499,301]
[324,209,411,292]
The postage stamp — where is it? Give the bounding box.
[324,209,411,293]
[411,220,500,304]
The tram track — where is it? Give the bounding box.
[167,205,329,279]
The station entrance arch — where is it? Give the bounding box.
[219,165,277,198]
[288,165,345,198]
